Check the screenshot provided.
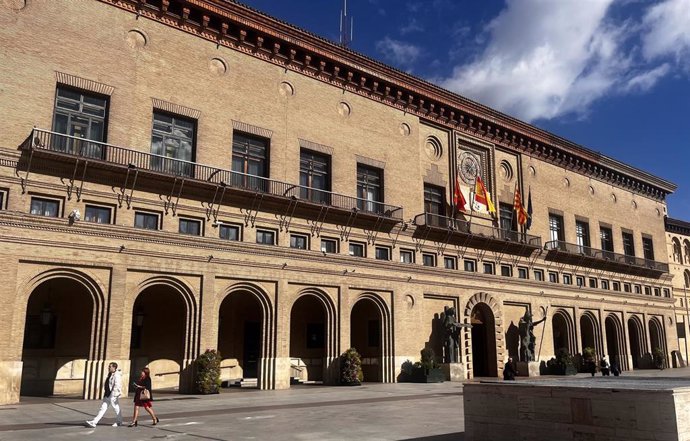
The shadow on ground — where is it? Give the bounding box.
[405,433,465,440]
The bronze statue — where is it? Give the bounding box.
[519,311,545,362]
[442,306,470,363]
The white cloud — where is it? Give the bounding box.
[375,37,421,66]
[400,18,424,35]
[623,63,671,92]
[642,0,690,64]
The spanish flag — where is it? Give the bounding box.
[513,184,528,226]
[453,176,467,212]
[473,176,496,216]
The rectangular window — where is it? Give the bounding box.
[600,226,614,254]
[518,267,528,279]
[151,112,195,176]
[375,246,391,261]
[642,236,655,261]
[444,256,457,270]
[534,270,544,282]
[422,253,436,267]
[549,213,565,242]
[400,249,415,264]
[575,220,591,250]
[634,285,641,294]
[232,133,269,190]
[601,280,610,290]
[256,229,276,245]
[290,234,309,250]
[464,259,476,272]
[321,238,338,254]
[576,276,585,287]
[663,288,671,298]
[624,283,631,293]
[30,197,60,217]
[622,231,635,257]
[483,262,495,275]
[424,184,446,217]
[134,211,159,230]
[612,281,621,292]
[589,278,598,289]
[52,86,108,159]
[644,286,651,296]
[84,204,112,224]
[499,203,517,233]
[548,272,559,283]
[677,322,686,339]
[219,224,241,241]
[300,149,331,204]
[179,218,202,236]
[500,265,512,277]
[0,190,6,210]
[563,274,572,285]
[349,242,365,257]
[357,165,383,213]
[654,287,661,297]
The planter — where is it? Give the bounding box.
[408,367,444,383]
[550,365,577,376]
[340,380,362,386]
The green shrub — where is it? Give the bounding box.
[420,347,439,371]
[583,346,596,361]
[340,348,363,384]
[194,349,222,394]
[653,347,666,369]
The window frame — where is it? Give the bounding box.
[300,149,331,204]
[134,210,161,230]
[423,184,446,217]
[52,85,109,159]
[517,267,529,279]
[290,233,310,250]
[374,245,392,261]
[563,274,572,285]
[464,259,476,272]
[219,222,242,241]
[549,213,565,242]
[548,272,559,283]
[178,217,203,236]
[483,262,495,275]
[232,132,270,187]
[0,188,8,210]
[400,249,415,264]
[84,203,114,224]
[601,280,610,290]
[589,278,598,289]
[444,256,458,270]
[622,231,635,257]
[642,236,655,261]
[256,228,277,246]
[150,111,197,176]
[534,269,544,282]
[422,253,436,267]
[500,265,512,277]
[29,196,62,218]
[348,241,366,257]
[576,276,585,287]
[320,237,338,254]
[357,164,384,213]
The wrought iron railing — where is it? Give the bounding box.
[24,129,403,219]
[419,212,542,247]
[544,240,669,273]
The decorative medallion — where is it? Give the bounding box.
[399,123,411,136]
[404,295,415,309]
[209,57,227,76]
[459,151,481,185]
[279,81,294,97]
[337,101,351,117]
[126,29,147,49]
[424,136,443,161]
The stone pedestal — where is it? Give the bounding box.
[516,361,540,377]
[0,361,22,405]
[440,363,466,382]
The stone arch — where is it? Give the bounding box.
[463,292,502,379]
[552,309,576,356]
[350,292,394,383]
[133,276,199,364]
[605,313,627,371]
[217,282,276,390]
[672,238,682,263]
[579,311,603,358]
[649,316,666,367]
[684,240,690,264]
[684,270,690,289]
[16,268,108,400]
[627,315,646,369]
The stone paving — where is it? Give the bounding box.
[0,368,688,441]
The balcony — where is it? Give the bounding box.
[544,241,669,278]
[19,129,403,229]
[413,212,542,257]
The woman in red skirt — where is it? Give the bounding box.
[128,367,159,427]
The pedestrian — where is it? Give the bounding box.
[503,356,518,381]
[85,362,123,428]
[128,367,159,427]
[611,361,621,376]
[600,356,610,376]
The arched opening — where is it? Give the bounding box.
[580,314,598,356]
[672,238,682,263]
[21,278,94,397]
[470,303,497,377]
[130,284,188,391]
[351,298,383,382]
[605,315,625,370]
[290,295,327,384]
[628,317,645,369]
[552,311,574,356]
[217,290,263,387]
[649,318,665,367]
[684,240,690,264]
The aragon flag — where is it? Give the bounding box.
[453,176,467,212]
[513,184,528,226]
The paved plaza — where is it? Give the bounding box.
[1,368,688,441]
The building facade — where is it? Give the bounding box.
[666,218,690,366]
[0,0,680,405]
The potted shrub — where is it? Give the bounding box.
[194,349,222,394]
[409,348,444,383]
[653,347,666,370]
[580,346,597,375]
[546,348,577,375]
[339,348,363,385]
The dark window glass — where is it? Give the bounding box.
[444,257,457,270]
[576,276,585,287]
[483,262,494,274]
[84,205,112,224]
[424,184,446,217]
[634,285,641,294]
[0,191,5,209]
[576,220,590,249]
[52,87,107,159]
[219,224,240,241]
[642,237,655,261]
[644,286,651,295]
[179,218,201,236]
[464,260,476,272]
[232,133,269,190]
[589,278,598,289]
[677,322,686,339]
[622,232,635,257]
[30,198,59,217]
[400,250,414,263]
[256,230,275,245]
[349,242,365,257]
[134,212,159,230]
[290,234,308,250]
[357,165,383,213]
[422,254,436,267]
[624,283,631,293]
[549,272,558,283]
[300,150,330,203]
[549,214,564,242]
[499,203,516,232]
[375,246,390,260]
[654,288,661,297]
[601,280,610,290]
[518,267,528,279]
[501,265,512,277]
[151,112,195,176]
[563,274,572,285]
[612,282,621,291]
[534,270,544,281]
[321,239,337,254]
[600,227,614,253]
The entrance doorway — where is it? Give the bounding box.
[351,298,382,382]
[290,295,326,383]
[470,303,497,377]
[218,291,263,385]
[628,317,644,369]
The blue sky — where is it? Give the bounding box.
[241,0,690,220]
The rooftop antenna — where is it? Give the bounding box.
[339,0,353,47]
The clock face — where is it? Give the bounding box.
[459,152,481,185]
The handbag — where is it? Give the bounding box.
[140,388,151,401]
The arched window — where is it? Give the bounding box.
[672,238,682,263]
[684,270,690,289]
[684,240,690,264]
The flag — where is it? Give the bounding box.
[473,176,496,216]
[513,184,528,226]
[525,187,533,230]
[453,176,466,212]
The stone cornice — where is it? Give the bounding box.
[665,217,690,236]
[94,0,676,201]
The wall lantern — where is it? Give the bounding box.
[134,310,145,327]
[40,304,53,326]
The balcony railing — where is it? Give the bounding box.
[23,129,403,219]
[544,240,669,274]
[414,212,542,255]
